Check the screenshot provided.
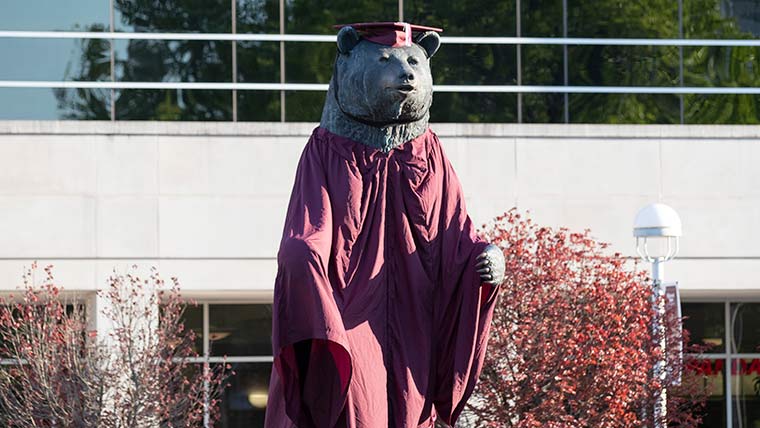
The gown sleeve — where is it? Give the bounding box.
[269,134,352,428]
[429,136,501,425]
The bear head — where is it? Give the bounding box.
[330,25,441,126]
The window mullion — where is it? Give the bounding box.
[726,301,732,428]
[203,302,210,359]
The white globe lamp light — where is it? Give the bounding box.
[633,203,682,283]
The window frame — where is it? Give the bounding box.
[685,298,760,428]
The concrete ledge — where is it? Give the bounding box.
[2,121,760,139]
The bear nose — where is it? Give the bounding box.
[400,71,415,82]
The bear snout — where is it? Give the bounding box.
[400,70,415,82]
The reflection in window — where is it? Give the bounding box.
[238,91,281,121]
[568,0,678,38]
[684,94,760,124]
[285,43,335,84]
[569,93,680,124]
[217,363,272,428]
[110,37,234,120]
[689,358,727,428]
[405,0,516,36]
[683,303,726,352]
[114,0,231,33]
[521,0,562,37]
[237,0,279,34]
[433,45,517,86]
[114,89,232,121]
[522,45,563,86]
[238,42,281,83]
[682,45,760,124]
[684,0,760,38]
[731,303,760,354]
[209,304,273,357]
[732,358,760,427]
[0,88,108,120]
[114,40,233,83]
[683,46,760,88]
[285,0,397,34]
[721,0,760,36]
[0,0,109,31]
[523,93,565,123]
[286,91,327,122]
[431,92,517,123]
[568,45,680,87]
[186,303,273,428]
[0,37,110,82]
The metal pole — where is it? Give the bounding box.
[652,258,667,428]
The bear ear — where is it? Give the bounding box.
[337,26,361,54]
[414,31,441,58]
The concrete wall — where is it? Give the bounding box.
[0,121,758,300]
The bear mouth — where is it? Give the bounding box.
[395,84,416,94]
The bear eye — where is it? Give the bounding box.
[379,55,390,62]
[408,57,419,66]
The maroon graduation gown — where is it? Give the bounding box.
[264,127,499,428]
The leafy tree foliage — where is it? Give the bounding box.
[465,210,709,428]
[0,263,231,428]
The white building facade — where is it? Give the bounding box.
[0,121,758,426]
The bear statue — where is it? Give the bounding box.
[265,22,506,428]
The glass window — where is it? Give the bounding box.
[285,43,334,84]
[217,362,272,427]
[522,45,563,86]
[114,0,231,33]
[187,303,273,427]
[569,93,680,124]
[689,358,727,428]
[434,45,517,85]
[237,0,279,34]
[0,38,110,81]
[0,0,109,31]
[523,93,565,123]
[568,45,680,87]
[238,91,281,121]
[285,91,327,122]
[0,88,110,120]
[285,0,398,34]
[683,303,726,352]
[684,94,760,124]
[521,0,562,37]
[684,0,759,38]
[683,46,760,88]
[238,42,280,83]
[568,0,678,38]
[114,40,233,83]
[731,303,760,354]
[723,0,760,36]
[521,44,564,123]
[114,89,232,121]
[731,358,760,427]
[405,0,517,36]
[181,305,204,355]
[430,92,518,122]
[209,304,272,357]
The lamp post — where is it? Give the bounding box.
[633,203,682,428]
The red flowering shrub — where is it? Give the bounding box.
[0,263,232,428]
[466,210,707,428]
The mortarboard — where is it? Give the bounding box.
[333,22,443,48]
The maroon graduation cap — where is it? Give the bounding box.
[334,22,443,48]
